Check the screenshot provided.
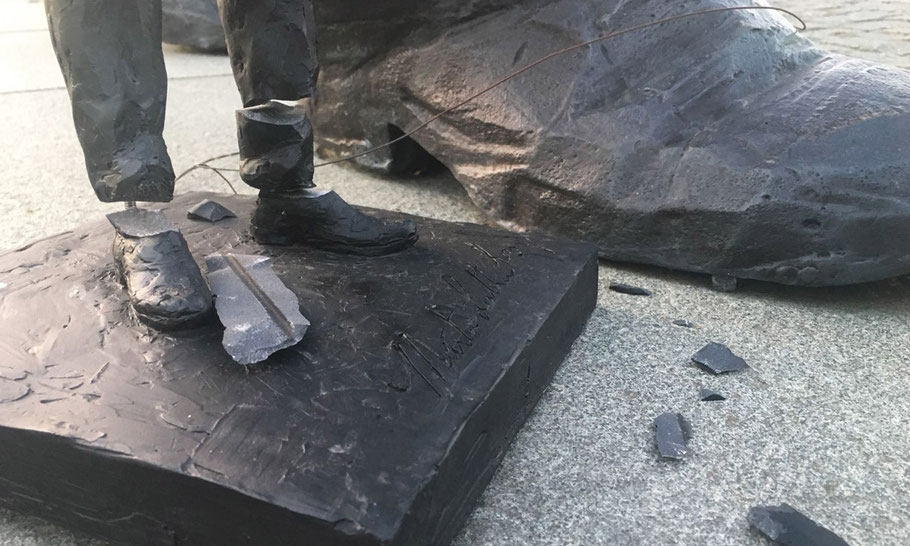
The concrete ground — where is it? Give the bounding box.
[1,1,909,544]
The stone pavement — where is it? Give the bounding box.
[0,1,909,544]
[788,0,910,70]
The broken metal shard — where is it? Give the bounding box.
[698,389,726,402]
[748,504,850,546]
[608,283,652,296]
[653,412,691,460]
[691,342,750,374]
[206,253,309,365]
[187,199,237,222]
[106,207,177,238]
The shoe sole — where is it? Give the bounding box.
[252,229,419,257]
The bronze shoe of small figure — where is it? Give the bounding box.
[108,208,213,330]
[236,102,418,256]
[252,188,418,256]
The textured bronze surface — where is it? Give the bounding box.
[0,192,597,545]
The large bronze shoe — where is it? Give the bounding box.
[108,208,213,330]
[252,188,418,256]
[308,0,910,286]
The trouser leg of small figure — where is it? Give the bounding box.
[45,0,212,329]
[217,0,418,255]
[45,0,174,203]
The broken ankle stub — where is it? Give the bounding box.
[698,388,726,402]
[608,283,652,296]
[252,188,418,255]
[236,101,315,193]
[107,208,213,330]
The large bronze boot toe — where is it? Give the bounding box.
[310,0,910,286]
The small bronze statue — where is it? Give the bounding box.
[44,0,418,330]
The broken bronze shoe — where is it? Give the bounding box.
[310,0,910,286]
[107,208,213,330]
[251,188,418,256]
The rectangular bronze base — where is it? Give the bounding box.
[0,192,597,545]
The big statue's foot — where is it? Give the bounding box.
[107,208,213,330]
[310,0,910,286]
[252,188,418,256]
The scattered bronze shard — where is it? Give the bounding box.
[698,388,726,402]
[654,412,691,460]
[608,283,652,296]
[691,342,750,374]
[748,504,850,546]
[187,199,237,222]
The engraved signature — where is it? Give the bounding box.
[392,243,521,397]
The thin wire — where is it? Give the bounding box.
[195,164,240,194]
[175,151,243,182]
[178,5,806,187]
